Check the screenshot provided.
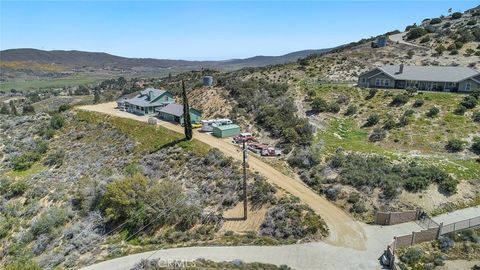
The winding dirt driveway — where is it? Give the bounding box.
[77,102,366,249]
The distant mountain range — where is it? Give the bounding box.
[0,48,332,71]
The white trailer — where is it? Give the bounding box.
[201,118,233,132]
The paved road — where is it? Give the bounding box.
[78,102,366,250]
[80,207,480,270]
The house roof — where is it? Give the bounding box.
[156,103,202,116]
[157,103,184,116]
[214,124,240,131]
[125,88,170,107]
[375,65,479,83]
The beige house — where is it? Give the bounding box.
[358,65,480,92]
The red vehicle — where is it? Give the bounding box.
[247,142,268,154]
[233,132,255,144]
[261,147,282,157]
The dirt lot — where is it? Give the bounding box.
[77,102,367,250]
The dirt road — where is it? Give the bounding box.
[77,102,366,249]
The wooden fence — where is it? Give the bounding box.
[375,209,421,225]
[384,215,480,270]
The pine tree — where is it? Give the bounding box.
[182,80,193,140]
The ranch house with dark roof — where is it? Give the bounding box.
[358,65,480,92]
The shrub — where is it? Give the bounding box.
[11,151,41,171]
[438,236,455,252]
[474,112,480,122]
[430,18,442,24]
[43,150,65,167]
[50,113,65,130]
[454,105,467,115]
[364,113,380,127]
[407,27,428,40]
[435,45,446,55]
[468,20,478,26]
[404,109,415,117]
[391,93,410,106]
[426,106,440,117]
[31,207,69,237]
[325,187,340,201]
[471,137,480,155]
[249,175,277,208]
[401,247,424,264]
[460,95,478,109]
[347,192,360,204]
[398,116,410,127]
[413,99,424,107]
[5,260,42,270]
[407,50,415,59]
[287,146,320,169]
[383,117,396,130]
[420,36,430,43]
[450,49,459,55]
[311,97,329,112]
[366,88,378,100]
[451,12,462,20]
[345,105,357,116]
[350,201,367,214]
[328,103,341,113]
[58,104,71,112]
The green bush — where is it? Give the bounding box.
[451,12,462,20]
[383,116,396,130]
[401,247,424,264]
[31,207,69,237]
[426,106,440,117]
[345,105,357,116]
[445,139,466,152]
[420,36,430,43]
[249,175,277,208]
[50,113,65,130]
[473,112,480,122]
[471,137,480,155]
[58,104,71,112]
[366,88,378,100]
[43,150,65,167]
[369,128,387,142]
[398,115,410,127]
[407,27,428,40]
[391,93,410,106]
[331,152,457,197]
[467,20,477,26]
[430,18,442,25]
[460,95,478,109]
[454,105,467,115]
[5,260,42,270]
[364,113,380,127]
[413,99,424,107]
[11,151,41,171]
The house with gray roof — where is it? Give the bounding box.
[117,88,175,115]
[358,65,480,92]
[156,103,202,125]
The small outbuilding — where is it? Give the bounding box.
[212,124,241,138]
[156,103,202,125]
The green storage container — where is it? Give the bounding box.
[212,124,241,138]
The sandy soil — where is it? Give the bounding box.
[438,260,480,270]
[77,102,367,250]
[219,203,269,234]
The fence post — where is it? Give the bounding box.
[411,231,416,245]
[388,212,392,225]
[453,222,456,233]
[437,222,443,239]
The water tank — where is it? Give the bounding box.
[377,36,387,47]
[203,76,214,87]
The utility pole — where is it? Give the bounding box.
[242,139,248,220]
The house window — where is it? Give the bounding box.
[466,83,471,91]
[361,78,366,83]
[384,80,389,87]
[375,79,381,86]
[164,96,168,101]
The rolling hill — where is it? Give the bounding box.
[0,48,332,71]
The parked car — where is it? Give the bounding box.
[247,143,268,154]
[261,147,282,156]
[233,132,255,144]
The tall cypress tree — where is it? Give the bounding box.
[182,80,193,140]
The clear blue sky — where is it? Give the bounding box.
[0,1,477,60]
